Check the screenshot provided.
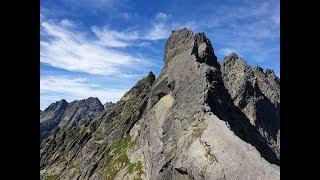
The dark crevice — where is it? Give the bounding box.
[88,163,99,178]
[149,76,172,109]
[159,158,173,173]
[157,92,167,99]
[126,99,149,135]
[168,81,175,91]
[175,168,188,175]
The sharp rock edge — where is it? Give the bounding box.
[40,28,280,180]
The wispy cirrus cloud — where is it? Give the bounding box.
[202,0,279,68]
[90,12,197,41]
[144,12,199,40]
[40,0,280,108]
[91,26,140,47]
[145,23,170,40]
[218,48,241,57]
[155,12,171,21]
[40,17,152,76]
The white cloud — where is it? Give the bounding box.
[40,18,150,76]
[60,19,75,27]
[145,23,170,40]
[40,76,127,109]
[91,26,139,47]
[219,48,241,57]
[155,12,170,21]
[144,12,197,40]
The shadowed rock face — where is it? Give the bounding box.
[40,29,279,180]
[40,97,104,142]
[129,28,279,180]
[40,99,68,142]
[221,53,280,158]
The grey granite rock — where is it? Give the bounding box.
[126,29,279,180]
[59,97,104,127]
[40,29,280,180]
[40,99,68,142]
[221,53,280,158]
[103,102,115,110]
[40,72,155,180]
[40,97,104,143]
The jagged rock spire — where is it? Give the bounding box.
[221,53,280,159]
[40,29,280,180]
[193,32,219,68]
[163,28,220,70]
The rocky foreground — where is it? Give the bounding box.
[40,28,280,180]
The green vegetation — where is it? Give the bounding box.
[111,136,131,156]
[67,160,82,174]
[104,136,143,180]
[134,161,143,176]
[44,173,60,180]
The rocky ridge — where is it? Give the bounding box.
[221,53,280,158]
[40,28,280,180]
[103,102,115,110]
[40,97,104,142]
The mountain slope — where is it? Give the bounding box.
[40,29,280,180]
[124,28,279,180]
[40,97,104,142]
[221,53,280,158]
[40,73,155,179]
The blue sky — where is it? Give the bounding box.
[40,0,280,110]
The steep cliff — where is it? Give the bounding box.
[221,53,280,158]
[40,29,280,180]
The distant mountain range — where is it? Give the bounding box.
[40,28,280,180]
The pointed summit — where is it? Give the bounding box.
[40,29,280,180]
[163,28,220,70]
[193,32,220,68]
[164,28,194,67]
[221,53,280,159]
[222,52,241,64]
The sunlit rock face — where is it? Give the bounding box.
[40,28,280,180]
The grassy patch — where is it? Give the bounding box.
[134,161,143,176]
[111,137,131,156]
[104,137,143,180]
[67,160,82,174]
[44,173,60,180]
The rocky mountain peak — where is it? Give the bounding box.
[40,99,68,123]
[78,97,104,111]
[42,99,68,113]
[221,53,247,68]
[221,53,280,160]
[40,29,280,180]
[255,66,264,72]
[163,28,194,67]
[163,29,220,70]
[193,32,219,68]
[40,97,104,142]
